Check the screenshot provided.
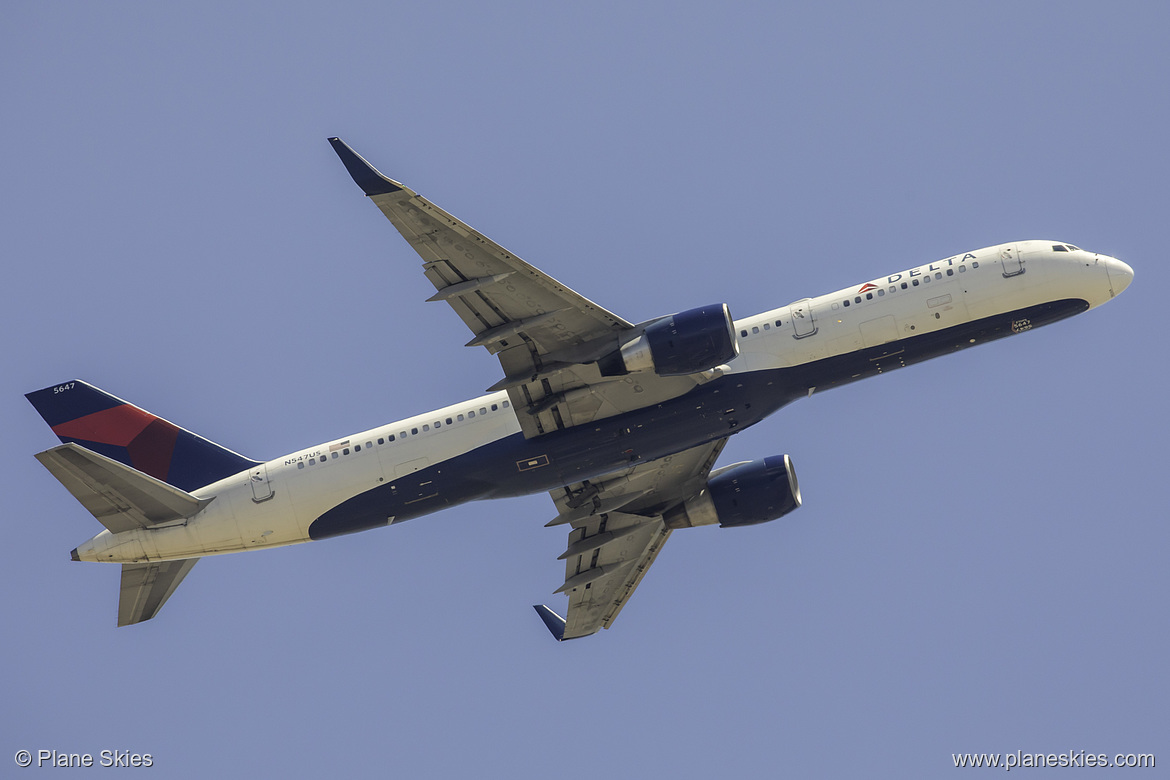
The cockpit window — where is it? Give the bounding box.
[1053,245,1068,252]
[1065,244,1080,251]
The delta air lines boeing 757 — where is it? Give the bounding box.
[27,139,1133,639]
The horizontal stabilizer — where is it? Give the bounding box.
[533,605,566,642]
[35,443,210,534]
[119,559,198,627]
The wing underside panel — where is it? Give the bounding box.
[546,438,728,640]
[561,512,672,639]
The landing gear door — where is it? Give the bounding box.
[791,298,817,339]
[1000,244,1024,277]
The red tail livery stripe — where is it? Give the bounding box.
[27,380,258,491]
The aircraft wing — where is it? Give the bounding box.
[537,437,728,640]
[330,138,717,438]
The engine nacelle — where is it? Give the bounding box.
[601,303,738,377]
[663,455,802,529]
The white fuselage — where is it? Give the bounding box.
[73,240,1131,565]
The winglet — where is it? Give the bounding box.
[328,137,403,196]
[533,604,566,642]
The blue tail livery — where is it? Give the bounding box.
[26,381,257,492]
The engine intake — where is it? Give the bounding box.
[664,455,802,529]
[601,303,738,377]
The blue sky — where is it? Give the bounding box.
[3,2,1166,777]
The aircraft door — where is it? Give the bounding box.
[790,298,817,339]
[999,244,1024,277]
[249,464,274,503]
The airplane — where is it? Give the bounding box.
[26,138,1134,640]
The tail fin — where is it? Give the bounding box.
[26,380,257,492]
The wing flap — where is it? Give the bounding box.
[118,558,199,627]
[35,443,209,534]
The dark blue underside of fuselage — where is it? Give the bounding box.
[308,298,1088,539]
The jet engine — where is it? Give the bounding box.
[599,303,738,377]
[663,455,801,529]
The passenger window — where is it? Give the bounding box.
[740,329,748,337]
[972,261,979,268]
[377,438,384,445]
[752,326,759,334]
[934,272,942,279]
[343,448,350,455]
[480,407,487,415]
[331,452,338,460]
[468,411,475,418]
[877,289,884,297]
[774,320,782,327]
[411,427,418,435]
[843,300,850,307]
[764,323,771,329]
[924,276,931,283]
[866,293,873,300]
[434,421,440,429]
[389,435,395,442]
[491,404,498,411]
[958,266,966,273]
[855,296,862,303]
[309,458,316,465]
[457,414,464,421]
[502,401,510,408]
[298,462,305,469]
[366,441,372,448]
[422,424,430,432]
[830,304,838,311]
[446,417,453,424]
[901,282,908,289]
[354,445,361,452]
[400,431,407,438]
[912,279,919,286]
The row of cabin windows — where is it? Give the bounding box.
[295,400,511,469]
[840,262,978,308]
[742,321,782,337]
[738,261,981,336]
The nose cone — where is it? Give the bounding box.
[1104,256,1134,298]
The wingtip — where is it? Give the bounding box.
[328,137,403,196]
[533,604,566,642]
